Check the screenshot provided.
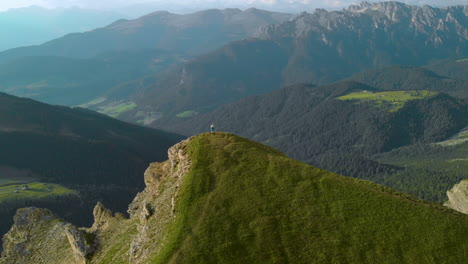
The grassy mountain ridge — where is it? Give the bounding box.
[2,133,468,263]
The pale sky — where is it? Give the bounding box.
[0,0,467,12]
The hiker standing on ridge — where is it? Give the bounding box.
[210,123,216,133]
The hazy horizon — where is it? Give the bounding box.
[1,0,467,14]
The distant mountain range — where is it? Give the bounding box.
[0,8,292,107]
[0,6,127,52]
[0,8,291,63]
[0,49,185,105]
[105,1,467,125]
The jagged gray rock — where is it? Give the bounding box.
[65,225,95,264]
[0,208,76,264]
[91,202,113,231]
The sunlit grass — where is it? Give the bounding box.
[0,181,75,202]
[150,132,468,264]
[337,90,438,112]
[99,102,137,118]
[176,110,198,118]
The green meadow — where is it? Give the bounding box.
[337,90,438,111]
[99,102,137,118]
[0,180,74,202]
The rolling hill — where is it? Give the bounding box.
[1,133,467,264]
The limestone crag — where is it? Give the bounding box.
[0,208,77,264]
[91,202,113,231]
[127,138,192,263]
[445,180,468,214]
[65,225,96,264]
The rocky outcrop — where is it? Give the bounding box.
[0,208,76,264]
[445,180,468,214]
[0,137,194,264]
[91,202,113,231]
[65,225,96,264]
[127,138,192,263]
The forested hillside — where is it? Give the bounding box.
[164,80,468,204]
[0,92,183,240]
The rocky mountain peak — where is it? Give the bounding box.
[255,1,467,41]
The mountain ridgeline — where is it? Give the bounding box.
[1,133,467,264]
[0,6,126,52]
[0,8,292,107]
[0,8,291,62]
[119,1,468,125]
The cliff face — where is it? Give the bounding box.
[0,138,192,264]
[445,180,468,214]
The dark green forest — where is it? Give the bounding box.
[0,92,183,241]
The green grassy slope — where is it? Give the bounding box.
[151,133,468,264]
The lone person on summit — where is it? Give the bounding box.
[210,123,216,133]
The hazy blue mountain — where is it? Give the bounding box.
[0,49,185,106]
[0,6,127,52]
[0,8,292,63]
[0,8,291,108]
